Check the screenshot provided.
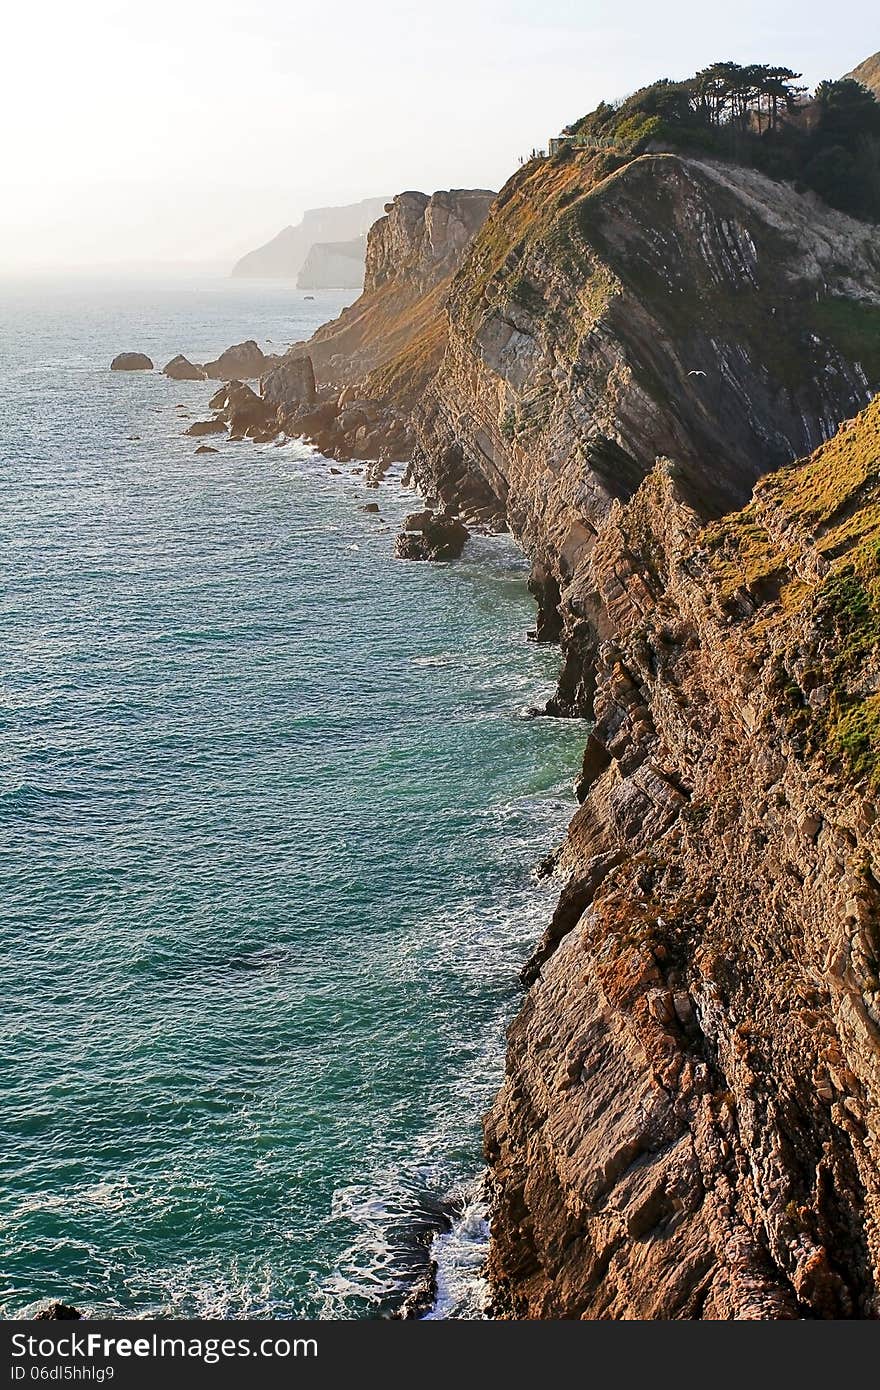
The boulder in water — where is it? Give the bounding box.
[35,1303,83,1320]
[202,340,268,380]
[185,418,227,437]
[209,380,276,439]
[110,352,153,371]
[394,512,468,561]
[163,354,206,381]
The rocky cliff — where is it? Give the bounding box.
[250,139,880,1315]
[485,396,880,1317]
[255,189,495,471]
[383,147,880,1316]
[302,189,496,389]
[411,150,879,528]
[231,197,388,278]
[296,236,367,290]
[849,51,880,99]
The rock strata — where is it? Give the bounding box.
[295,142,880,1317]
[486,400,880,1318]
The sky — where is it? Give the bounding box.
[2,0,875,271]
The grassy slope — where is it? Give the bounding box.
[702,396,880,782]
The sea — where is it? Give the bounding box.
[0,274,585,1319]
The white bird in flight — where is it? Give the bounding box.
[687,370,707,378]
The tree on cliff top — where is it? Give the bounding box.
[562,62,880,222]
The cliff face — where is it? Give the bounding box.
[485,397,880,1318]
[412,151,879,531]
[231,197,388,278]
[251,189,494,474]
[296,237,366,290]
[849,52,880,99]
[381,150,880,1317]
[483,400,878,1312]
[268,146,880,1315]
[407,149,880,707]
[303,189,495,392]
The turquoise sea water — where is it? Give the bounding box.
[0,276,584,1318]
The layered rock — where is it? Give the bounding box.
[411,152,879,540]
[301,188,495,388]
[486,398,880,1318]
[295,144,880,1315]
[255,189,495,467]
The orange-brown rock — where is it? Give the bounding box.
[486,401,880,1318]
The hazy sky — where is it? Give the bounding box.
[2,0,875,271]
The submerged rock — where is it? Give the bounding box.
[194,445,219,454]
[394,512,468,561]
[35,1303,83,1320]
[163,354,206,381]
[110,352,153,371]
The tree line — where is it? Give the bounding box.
[562,61,880,221]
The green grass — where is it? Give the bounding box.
[810,298,880,385]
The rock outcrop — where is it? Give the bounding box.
[394,510,469,561]
[411,152,879,537]
[185,418,227,437]
[211,381,277,440]
[163,354,206,381]
[110,352,152,371]
[486,397,880,1319]
[261,356,316,415]
[250,189,495,468]
[34,1303,83,1320]
[202,340,271,381]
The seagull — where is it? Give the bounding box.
[687,370,707,378]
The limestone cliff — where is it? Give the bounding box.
[231,197,388,279]
[296,236,366,290]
